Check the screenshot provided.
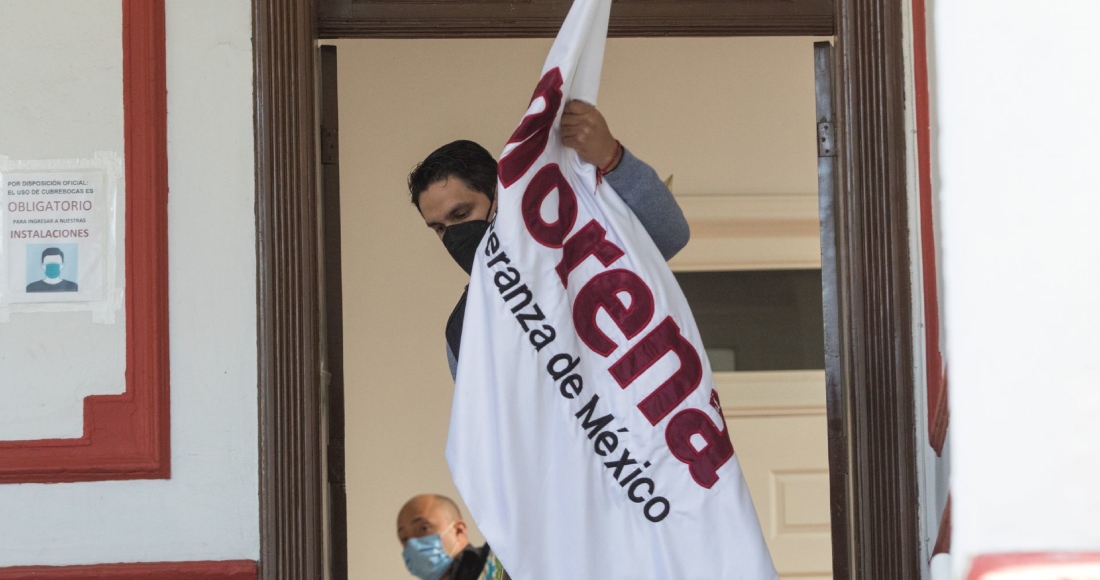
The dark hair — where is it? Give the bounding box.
[407,140,497,210]
[41,247,64,263]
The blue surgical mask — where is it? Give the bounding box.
[402,528,454,580]
[44,263,62,279]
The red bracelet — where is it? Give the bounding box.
[595,140,622,184]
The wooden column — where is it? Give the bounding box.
[253,0,325,578]
[833,0,922,577]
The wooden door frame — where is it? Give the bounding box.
[252,1,919,578]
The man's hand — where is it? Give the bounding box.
[561,100,620,170]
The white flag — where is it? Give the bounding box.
[446,1,777,578]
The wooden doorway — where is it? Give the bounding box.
[252,1,918,578]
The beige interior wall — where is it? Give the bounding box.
[333,36,820,578]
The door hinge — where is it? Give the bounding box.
[321,128,338,165]
[328,438,346,483]
[817,121,836,158]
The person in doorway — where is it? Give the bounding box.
[408,101,690,378]
[26,246,79,293]
[397,493,509,580]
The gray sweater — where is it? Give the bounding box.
[446,146,690,378]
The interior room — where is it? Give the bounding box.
[329,35,830,579]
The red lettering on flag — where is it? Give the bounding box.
[665,407,734,489]
[556,220,624,286]
[573,269,655,357]
[499,68,564,187]
[521,164,578,248]
[609,317,703,425]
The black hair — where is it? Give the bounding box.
[41,247,64,263]
[407,140,497,210]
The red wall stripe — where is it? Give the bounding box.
[0,560,256,580]
[0,0,170,483]
[910,0,949,456]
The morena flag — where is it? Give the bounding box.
[445,0,777,578]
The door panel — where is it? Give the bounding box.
[720,371,832,579]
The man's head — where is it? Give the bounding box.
[41,247,65,280]
[397,494,469,580]
[408,140,497,240]
[397,493,469,554]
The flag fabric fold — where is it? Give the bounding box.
[446,1,777,577]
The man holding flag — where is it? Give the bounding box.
[413,0,778,577]
[409,101,689,380]
[406,89,691,580]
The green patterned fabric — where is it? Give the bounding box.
[476,551,508,580]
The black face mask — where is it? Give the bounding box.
[442,214,491,275]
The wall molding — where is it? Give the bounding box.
[670,194,821,272]
[0,0,170,485]
[0,560,257,580]
[716,370,827,418]
[317,0,835,39]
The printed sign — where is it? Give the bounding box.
[0,154,121,319]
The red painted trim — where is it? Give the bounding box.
[929,368,950,453]
[0,0,170,483]
[0,560,256,580]
[968,552,1100,579]
[931,494,951,557]
[911,0,948,455]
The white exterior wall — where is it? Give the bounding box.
[0,0,258,566]
[931,1,1100,576]
[0,0,128,439]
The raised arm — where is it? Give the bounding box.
[603,147,689,260]
[561,101,690,260]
